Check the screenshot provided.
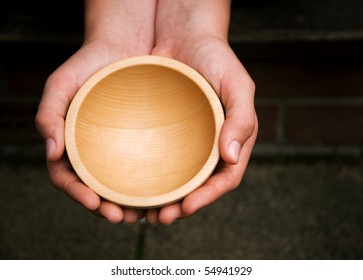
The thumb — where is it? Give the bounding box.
[218,67,256,164]
[35,72,75,161]
[35,42,120,161]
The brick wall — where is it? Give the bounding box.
[1,41,362,159]
[1,1,363,159]
[234,42,363,158]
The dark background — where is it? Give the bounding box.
[0,0,362,259]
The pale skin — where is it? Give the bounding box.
[35,0,258,225]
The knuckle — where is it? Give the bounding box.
[229,176,242,190]
[248,78,256,93]
[242,74,256,94]
[34,110,47,132]
[222,173,242,191]
[240,114,256,138]
[45,71,63,89]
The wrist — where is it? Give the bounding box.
[84,0,157,54]
[155,0,231,46]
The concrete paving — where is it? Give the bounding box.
[0,161,141,259]
[1,158,362,259]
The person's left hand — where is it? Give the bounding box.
[145,23,258,224]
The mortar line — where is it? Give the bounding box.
[277,102,286,144]
[133,220,147,260]
[256,97,363,105]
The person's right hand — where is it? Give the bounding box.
[35,0,157,224]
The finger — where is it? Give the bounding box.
[35,88,65,161]
[47,157,101,211]
[153,41,256,165]
[123,208,143,225]
[158,202,184,225]
[96,200,124,224]
[146,208,159,225]
[35,44,110,161]
[181,162,243,216]
[35,68,78,161]
[218,62,256,165]
[182,116,258,215]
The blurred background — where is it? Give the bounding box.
[0,0,362,259]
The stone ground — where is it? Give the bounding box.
[1,156,362,260]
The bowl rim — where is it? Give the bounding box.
[65,55,224,208]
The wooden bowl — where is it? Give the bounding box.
[65,56,224,208]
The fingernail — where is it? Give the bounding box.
[46,138,56,160]
[229,140,241,164]
[165,219,176,226]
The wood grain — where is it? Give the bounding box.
[65,56,224,208]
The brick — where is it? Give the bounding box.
[285,104,363,145]
[248,60,363,99]
[0,102,41,143]
[3,66,50,97]
[255,103,279,143]
[229,0,363,43]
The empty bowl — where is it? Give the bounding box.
[65,55,224,208]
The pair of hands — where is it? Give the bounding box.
[35,0,257,225]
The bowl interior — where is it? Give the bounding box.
[74,63,216,199]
